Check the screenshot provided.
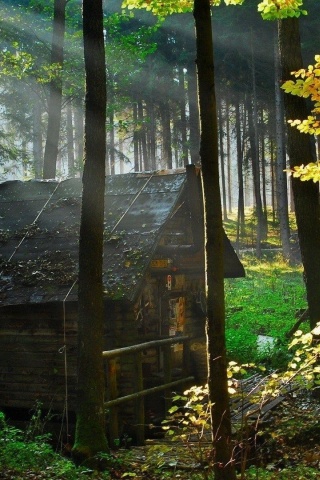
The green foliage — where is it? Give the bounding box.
[258,0,307,20]
[123,0,306,21]
[122,0,245,19]
[243,465,319,479]
[0,410,115,479]
[282,54,320,136]
[281,54,320,182]
[225,254,307,367]
[287,162,320,182]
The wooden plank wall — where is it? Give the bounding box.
[0,302,78,412]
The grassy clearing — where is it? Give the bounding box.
[225,253,307,368]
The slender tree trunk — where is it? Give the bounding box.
[235,102,245,244]
[138,100,149,170]
[187,58,200,165]
[108,81,115,175]
[274,30,291,260]
[179,66,189,165]
[43,0,67,179]
[72,0,108,462]
[119,136,124,174]
[133,101,139,172]
[218,101,228,221]
[74,99,84,174]
[194,1,236,478]
[159,100,172,169]
[270,136,276,224]
[226,101,232,215]
[279,18,320,328]
[247,98,265,256]
[146,99,156,169]
[32,92,43,179]
[66,100,75,176]
[260,113,267,215]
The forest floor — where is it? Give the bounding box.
[0,388,319,479]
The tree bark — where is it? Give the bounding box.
[218,101,228,221]
[72,0,108,462]
[178,66,189,166]
[274,30,291,260]
[193,1,236,478]
[279,17,320,328]
[235,102,245,246]
[187,58,200,165]
[226,101,232,215]
[66,100,75,176]
[43,0,67,179]
[74,99,84,173]
[159,99,172,169]
[247,98,266,257]
[146,99,156,170]
[32,91,43,179]
[133,101,139,171]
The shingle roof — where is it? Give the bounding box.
[0,169,244,307]
[0,171,187,305]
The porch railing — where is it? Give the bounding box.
[102,335,194,445]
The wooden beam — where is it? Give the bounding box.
[104,376,194,408]
[102,336,190,359]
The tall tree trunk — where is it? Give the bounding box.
[43,0,67,179]
[159,99,172,169]
[260,112,267,215]
[218,101,228,221]
[270,136,276,224]
[247,98,265,257]
[133,101,139,172]
[32,92,43,179]
[274,31,291,260]
[118,136,124,174]
[72,0,108,462]
[138,100,149,170]
[66,100,75,176]
[108,81,115,175]
[146,99,156,170]
[187,58,200,165]
[74,99,84,174]
[279,17,320,329]
[194,1,236,478]
[178,66,189,166]
[226,101,232,215]
[235,102,245,246]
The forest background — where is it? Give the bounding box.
[0,0,318,201]
[0,0,320,479]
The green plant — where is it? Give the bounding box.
[161,363,259,479]
[162,385,213,476]
[0,412,55,472]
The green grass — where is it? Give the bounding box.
[225,253,307,368]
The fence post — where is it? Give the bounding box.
[134,351,145,445]
[163,344,172,414]
[106,359,119,447]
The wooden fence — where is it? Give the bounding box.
[102,336,194,445]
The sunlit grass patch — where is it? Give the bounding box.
[225,255,307,366]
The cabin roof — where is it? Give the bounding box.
[0,168,244,306]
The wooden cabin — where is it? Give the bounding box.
[0,165,244,442]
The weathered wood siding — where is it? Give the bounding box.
[0,302,78,412]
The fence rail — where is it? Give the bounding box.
[102,336,193,445]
